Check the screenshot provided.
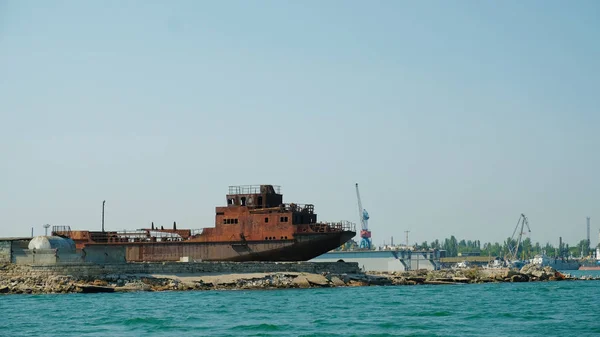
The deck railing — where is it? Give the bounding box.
[309,221,356,233]
[106,230,186,243]
[282,203,314,213]
[228,185,281,195]
[52,225,72,236]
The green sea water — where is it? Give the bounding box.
[2,273,600,337]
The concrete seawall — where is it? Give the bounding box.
[311,250,441,272]
[5,261,361,278]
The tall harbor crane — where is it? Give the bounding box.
[507,213,531,262]
[355,183,372,249]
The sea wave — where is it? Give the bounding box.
[2,281,600,336]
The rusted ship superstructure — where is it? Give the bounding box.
[52,185,356,262]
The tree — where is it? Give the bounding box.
[430,235,594,260]
[442,236,458,257]
[543,242,555,257]
[576,239,590,257]
[493,242,502,256]
[521,238,533,260]
[534,242,541,255]
[482,242,502,257]
[449,235,458,257]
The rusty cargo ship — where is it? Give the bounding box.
[52,185,356,262]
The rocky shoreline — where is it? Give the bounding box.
[1,264,598,295]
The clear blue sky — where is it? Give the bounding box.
[1,1,598,246]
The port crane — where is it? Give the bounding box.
[355,183,372,249]
[507,213,531,262]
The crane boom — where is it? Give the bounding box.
[355,183,366,230]
[355,183,372,249]
[507,213,531,263]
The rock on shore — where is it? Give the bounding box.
[0,263,364,294]
[0,263,594,295]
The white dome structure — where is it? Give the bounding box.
[28,236,76,252]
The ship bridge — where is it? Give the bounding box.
[226,185,283,209]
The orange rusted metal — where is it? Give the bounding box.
[52,185,356,262]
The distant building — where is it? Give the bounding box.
[457,251,481,257]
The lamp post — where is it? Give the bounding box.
[102,200,106,232]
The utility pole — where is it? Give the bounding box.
[559,237,563,258]
[102,200,106,232]
[587,217,591,246]
[404,230,410,249]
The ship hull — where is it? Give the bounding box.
[542,260,580,271]
[531,254,580,271]
[83,231,355,263]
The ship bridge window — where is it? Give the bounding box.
[224,219,239,224]
[241,197,246,206]
[280,216,288,222]
[265,217,269,223]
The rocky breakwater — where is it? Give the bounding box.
[0,263,372,294]
[2,263,598,295]
[517,264,569,281]
[375,263,593,285]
